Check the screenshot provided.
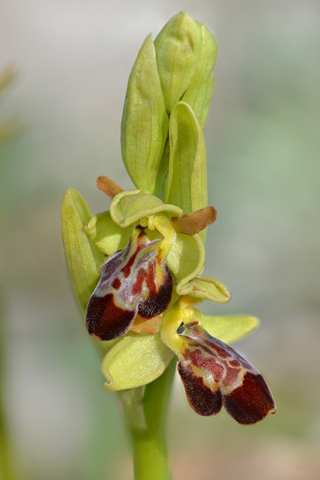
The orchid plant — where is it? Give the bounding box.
[61,12,276,480]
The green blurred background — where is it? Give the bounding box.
[1,1,320,479]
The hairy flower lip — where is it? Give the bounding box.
[160,299,276,424]
[86,229,173,341]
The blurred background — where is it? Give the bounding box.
[1,0,320,479]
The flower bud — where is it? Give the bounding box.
[121,12,217,200]
[154,11,202,113]
[181,22,217,127]
[155,11,217,125]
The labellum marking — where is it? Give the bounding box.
[86,229,173,340]
[177,322,276,424]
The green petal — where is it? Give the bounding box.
[110,190,183,228]
[200,315,259,344]
[181,23,217,128]
[101,332,174,391]
[84,211,132,256]
[177,276,230,303]
[61,188,105,313]
[165,102,207,241]
[121,34,168,194]
[171,206,216,235]
[167,232,204,282]
[154,11,202,113]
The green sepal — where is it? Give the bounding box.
[200,315,259,344]
[121,34,168,194]
[167,232,204,283]
[181,23,217,128]
[110,190,183,228]
[154,11,202,113]
[165,102,207,239]
[61,188,105,313]
[177,276,230,303]
[84,211,133,256]
[101,332,175,391]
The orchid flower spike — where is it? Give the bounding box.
[61,11,276,428]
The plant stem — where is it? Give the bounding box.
[119,359,177,480]
[0,305,16,480]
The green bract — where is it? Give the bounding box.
[121,35,168,195]
[61,188,104,313]
[166,102,207,217]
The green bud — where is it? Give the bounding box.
[61,188,105,313]
[181,22,217,127]
[154,11,202,113]
[165,102,207,218]
[121,34,168,194]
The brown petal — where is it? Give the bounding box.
[86,293,136,340]
[171,206,216,235]
[97,176,123,199]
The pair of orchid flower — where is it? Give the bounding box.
[61,11,275,428]
[77,176,275,425]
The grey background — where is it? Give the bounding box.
[1,1,320,479]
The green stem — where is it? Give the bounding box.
[0,305,16,480]
[93,333,176,479]
[0,420,15,480]
[119,359,177,480]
